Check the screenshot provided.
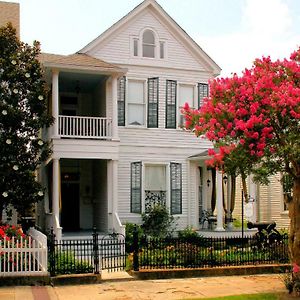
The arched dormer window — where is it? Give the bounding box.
[143,30,155,58]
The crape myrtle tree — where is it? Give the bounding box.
[183,48,300,285]
[0,24,52,221]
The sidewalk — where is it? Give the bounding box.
[0,273,286,300]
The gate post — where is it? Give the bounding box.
[48,228,56,276]
[93,226,100,274]
[133,225,139,271]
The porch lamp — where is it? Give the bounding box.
[223,175,228,185]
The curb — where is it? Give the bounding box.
[129,264,290,280]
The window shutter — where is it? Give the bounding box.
[130,162,142,213]
[147,77,159,128]
[166,80,177,128]
[198,83,208,108]
[118,76,126,126]
[170,162,182,214]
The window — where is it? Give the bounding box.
[170,162,182,215]
[198,83,209,108]
[145,165,166,212]
[166,80,177,129]
[179,84,195,126]
[147,77,159,128]
[160,42,165,59]
[117,76,126,126]
[133,39,139,57]
[131,162,142,213]
[282,173,292,211]
[128,80,145,126]
[143,30,155,58]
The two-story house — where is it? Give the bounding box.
[33,0,289,238]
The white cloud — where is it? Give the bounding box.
[197,0,300,77]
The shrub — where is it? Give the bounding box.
[141,204,176,238]
[50,251,93,275]
[125,223,144,253]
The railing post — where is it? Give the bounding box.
[133,225,139,271]
[93,226,100,274]
[48,228,56,276]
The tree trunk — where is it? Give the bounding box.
[289,176,300,291]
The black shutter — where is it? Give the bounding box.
[147,77,159,128]
[165,80,177,128]
[170,162,182,215]
[198,83,208,108]
[130,162,142,213]
[118,76,126,126]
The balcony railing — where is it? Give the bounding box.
[58,115,112,139]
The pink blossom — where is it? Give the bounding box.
[293,263,300,273]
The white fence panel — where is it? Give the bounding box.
[0,228,47,277]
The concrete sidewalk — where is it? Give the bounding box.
[0,274,286,300]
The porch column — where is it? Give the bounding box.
[52,158,62,240]
[107,159,119,233]
[215,170,225,231]
[52,69,59,138]
[111,75,119,140]
[248,174,257,222]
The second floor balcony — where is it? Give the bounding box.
[58,115,112,139]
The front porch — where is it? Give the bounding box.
[38,158,123,240]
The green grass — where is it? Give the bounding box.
[183,293,280,300]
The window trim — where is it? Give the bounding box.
[178,83,196,127]
[126,78,147,127]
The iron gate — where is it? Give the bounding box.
[48,229,126,276]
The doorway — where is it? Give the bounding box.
[61,181,80,231]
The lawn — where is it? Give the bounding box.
[183,293,295,300]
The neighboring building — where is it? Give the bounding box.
[0,1,20,37]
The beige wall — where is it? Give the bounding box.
[0,1,20,37]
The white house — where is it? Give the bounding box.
[1,0,288,238]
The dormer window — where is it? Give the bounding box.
[143,30,155,58]
[132,29,166,59]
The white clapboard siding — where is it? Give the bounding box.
[0,228,47,276]
[90,9,206,72]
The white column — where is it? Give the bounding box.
[111,75,119,140]
[52,158,62,240]
[52,69,59,138]
[248,174,257,222]
[107,159,119,232]
[215,170,225,231]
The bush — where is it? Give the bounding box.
[125,223,143,253]
[141,204,176,238]
[50,251,93,275]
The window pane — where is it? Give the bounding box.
[143,30,155,44]
[160,42,164,59]
[145,165,166,190]
[143,44,155,58]
[128,81,144,104]
[179,85,194,107]
[128,104,145,125]
[133,39,138,56]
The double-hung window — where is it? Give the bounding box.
[145,165,167,212]
[128,80,146,126]
[198,83,209,108]
[178,84,195,126]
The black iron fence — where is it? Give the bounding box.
[48,229,126,276]
[131,229,289,271]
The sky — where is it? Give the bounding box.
[5,0,300,77]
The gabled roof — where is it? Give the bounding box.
[39,53,126,74]
[79,0,221,76]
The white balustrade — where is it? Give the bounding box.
[58,115,112,139]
